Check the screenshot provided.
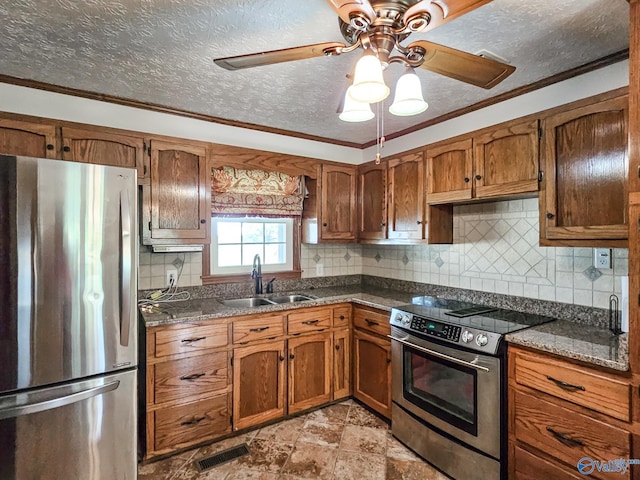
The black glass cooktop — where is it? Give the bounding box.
[396,296,556,336]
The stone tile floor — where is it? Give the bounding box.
[139,399,449,480]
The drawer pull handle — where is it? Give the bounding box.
[316,328,326,332]
[180,373,205,381]
[546,427,585,448]
[181,416,207,426]
[365,319,379,326]
[546,376,585,392]
[181,336,205,344]
[302,319,320,325]
[249,326,270,332]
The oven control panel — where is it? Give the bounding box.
[410,315,461,342]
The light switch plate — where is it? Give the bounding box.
[594,248,612,269]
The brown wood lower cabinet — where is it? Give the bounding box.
[333,328,351,399]
[288,332,332,414]
[509,346,634,480]
[232,340,286,431]
[353,327,391,418]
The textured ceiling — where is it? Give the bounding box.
[0,0,630,145]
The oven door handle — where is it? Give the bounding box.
[387,335,490,373]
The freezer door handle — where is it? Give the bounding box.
[0,381,120,420]
[119,188,132,347]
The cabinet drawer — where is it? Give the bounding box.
[332,305,351,328]
[233,315,285,344]
[153,323,228,358]
[514,350,630,421]
[153,351,229,404]
[514,390,630,480]
[513,445,582,480]
[353,305,390,336]
[154,393,231,451]
[288,308,331,335]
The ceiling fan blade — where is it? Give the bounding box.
[408,0,492,33]
[213,42,347,70]
[410,40,515,89]
[325,0,376,25]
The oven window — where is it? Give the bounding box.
[403,346,478,436]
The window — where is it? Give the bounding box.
[210,217,294,275]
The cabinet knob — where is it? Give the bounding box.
[416,220,422,225]
[380,222,386,227]
[339,315,345,320]
[279,355,285,362]
[200,219,206,224]
[289,353,295,360]
[322,223,328,227]
[335,345,340,351]
[386,357,391,364]
[475,174,482,180]
[46,144,54,150]
[546,212,554,219]
[464,177,470,183]
[63,146,71,152]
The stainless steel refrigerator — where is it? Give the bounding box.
[0,155,138,479]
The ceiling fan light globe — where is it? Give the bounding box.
[350,53,390,103]
[389,69,429,116]
[339,87,375,122]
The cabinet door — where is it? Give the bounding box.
[61,127,146,179]
[388,152,425,240]
[149,139,210,241]
[357,161,387,240]
[474,119,539,198]
[320,164,357,240]
[233,341,286,430]
[353,329,391,418]
[288,332,332,414]
[0,119,58,159]
[426,138,473,204]
[333,328,351,400]
[540,95,628,243]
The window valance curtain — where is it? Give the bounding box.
[211,166,304,216]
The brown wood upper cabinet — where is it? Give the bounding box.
[426,119,539,204]
[302,164,357,243]
[0,118,58,159]
[145,139,210,243]
[388,152,425,240]
[61,127,146,179]
[539,94,628,246]
[357,161,387,240]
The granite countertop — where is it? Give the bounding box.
[139,285,416,328]
[506,320,628,371]
[139,285,629,371]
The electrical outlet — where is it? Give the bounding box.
[316,264,324,276]
[166,268,178,287]
[594,248,612,269]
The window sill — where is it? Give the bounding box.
[201,270,302,285]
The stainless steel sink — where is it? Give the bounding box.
[221,297,276,308]
[268,295,315,304]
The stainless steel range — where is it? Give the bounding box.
[389,296,554,480]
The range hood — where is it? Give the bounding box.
[151,245,203,253]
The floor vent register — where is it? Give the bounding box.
[195,443,250,472]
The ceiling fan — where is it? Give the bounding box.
[213,0,515,120]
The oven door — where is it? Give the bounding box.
[390,326,502,459]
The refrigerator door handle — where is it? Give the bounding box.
[119,188,132,347]
[0,381,120,420]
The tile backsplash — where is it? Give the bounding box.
[138,198,627,310]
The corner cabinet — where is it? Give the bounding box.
[142,139,210,244]
[539,94,628,247]
[302,164,357,243]
[0,118,58,158]
[357,161,388,240]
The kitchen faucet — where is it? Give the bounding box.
[251,254,262,294]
